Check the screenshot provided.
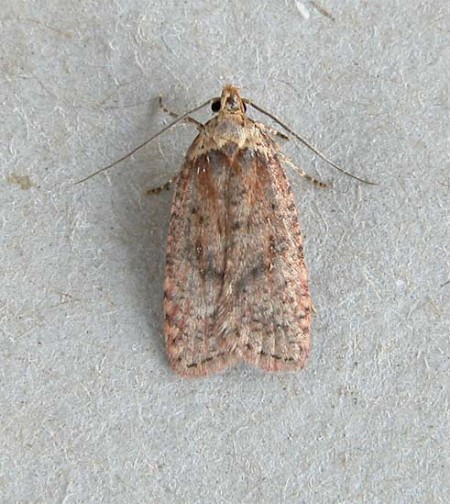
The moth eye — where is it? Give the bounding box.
[211,100,221,113]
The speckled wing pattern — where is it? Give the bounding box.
[164,86,311,377]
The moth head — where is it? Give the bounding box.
[212,84,247,115]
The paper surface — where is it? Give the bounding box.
[1,1,448,502]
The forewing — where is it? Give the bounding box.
[164,148,238,377]
[213,148,312,372]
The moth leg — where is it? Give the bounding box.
[280,154,330,188]
[159,96,204,129]
[146,175,178,195]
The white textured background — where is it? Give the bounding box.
[1,1,449,503]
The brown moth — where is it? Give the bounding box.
[164,84,311,377]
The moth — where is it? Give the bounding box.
[165,85,313,377]
[78,84,373,378]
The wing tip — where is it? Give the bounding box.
[168,354,238,378]
[167,345,311,377]
[244,348,310,373]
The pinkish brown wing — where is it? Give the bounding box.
[164,148,238,377]
[210,147,311,372]
[164,144,311,377]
